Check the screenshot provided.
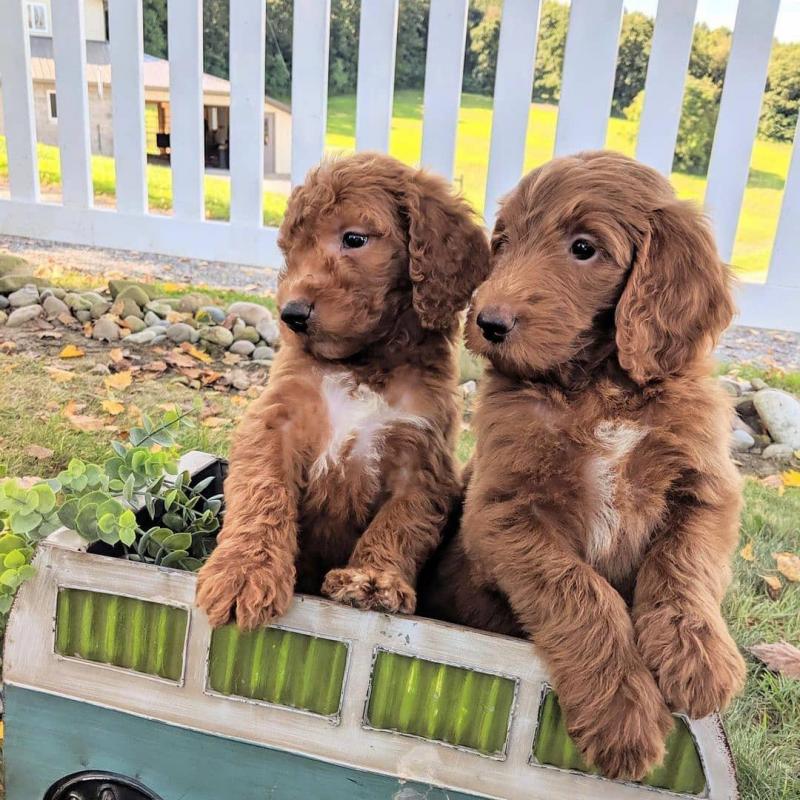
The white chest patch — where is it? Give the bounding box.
[586,421,647,563]
[311,372,428,480]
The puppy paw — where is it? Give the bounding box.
[570,669,673,782]
[637,607,745,718]
[196,545,295,630]
[321,566,416,614]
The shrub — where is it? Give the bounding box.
[625,75,720,175]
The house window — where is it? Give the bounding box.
[27,2,48,34]
[47,90,57,122]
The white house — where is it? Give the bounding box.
[0,0,292,176]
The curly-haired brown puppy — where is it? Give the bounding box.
[196,152,489,631]
[421,151,746,780]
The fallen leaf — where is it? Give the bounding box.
[25,445,54,460]
[749,642,800,679]
[201,416,229,428]
[62,400,105,431]
[82,322,93,337]
[101,399,125,416]
[142,360,168,373]
[201,370,223,386]
[179,367,202,381]
[56,311,76,326]
[760,474,785,492]
[739,541,754,562]
[46,367,77,383]
[773,552,800,582]
[0,341,17,353]
[104,370,133,391]
[222,352,242,366]
[231,395,249,407]
[59,344,85,359]
[179,342,213,364]
[782,470,800,489]
[760,574,782,599]
[109,348,126,364]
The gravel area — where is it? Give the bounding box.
[1,234,799,371]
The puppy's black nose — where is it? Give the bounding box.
[280,300,312,333]
[476,309,514,343]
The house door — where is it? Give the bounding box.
[264,113,276,175]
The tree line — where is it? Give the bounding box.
[143,0,800,174]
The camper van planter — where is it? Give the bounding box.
[3,452,739,800]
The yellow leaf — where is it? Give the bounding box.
[230,395,248,407]
[739,541,754,562]
[109,347,125,364]
[201,416,229,428]
[180,342,213,364]
[760,574,782,599]
[59,344,85,359]
[101,399,125,416]
[773,552,800,582]
[104,370,133,391]
[159,282,184,293]
[782,470,800,488]
[46,367,77,383]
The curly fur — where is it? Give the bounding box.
[196,152,490,630]
[419,151,745,781]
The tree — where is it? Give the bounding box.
[328,0,360,95]
[533,1,569,103]
[626,76,720,175]
[395,0,429,91]
[759,43,800,143]
[265,0,293,100]
[689,24,731,88]
[465,5,501,95]
[611,11,654,115]
[142,0,167,58]
[203,0,229,79]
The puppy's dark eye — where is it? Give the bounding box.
[570,238,596,260]
[342,231,368,249]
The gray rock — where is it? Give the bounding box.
[229,339,256,356]
[111,295,143,319]
[92,315,121,342]
[124,316,146,333]
[166,322,199,344]
[228,301,272,327]
[75,310,92,323]
[177,293,206,314]
[196,306,226,324]
[144,301,171,318]
[50,287,67,300]
[81,291,107,306]
[42,295,70,318]
[152,296,183,310]
[151,334,167,345]
[234,325,260,344]
[730,428,755,452]
[65,292,93,312]
[200,325,234,347]
[0,295,8,309]
[124,328,159,345]
[753,389,800,449]
[232,318,247,337]
[718,377,741,397]
[115,284,150,309]
[91,363,111,375]
[735,395,756,417]
[144,311,166,328]
[5,304,43,327]
[109,280,157,301]
[0,254,30,275]
[0,274,38,294]
[252,345,275,361]
[90,300,112,319]
[762,443,795,461]
[732,415,758,437]
[751,378,768,391]
[256,316,280,345]
[8,284,39,308]
[461,380,477,398]
[0,311,7,326]
[229,368,251,390]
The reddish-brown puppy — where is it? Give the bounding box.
[196,152,489,630]
[422,151,746,780]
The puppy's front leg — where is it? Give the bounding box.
[196,395,302,631]
[322,439,458,614]
[472,517,674,781]
[633,489,746,718]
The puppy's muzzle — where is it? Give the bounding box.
[476,308,515,343]
[281,299,313,333]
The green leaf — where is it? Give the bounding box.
[11,510,43,535]
[119,527,136,547]
[179,557,204,572]
[160,549,189,567]
[4,549,27,569]
[162,512,184,532]
[0,534,26,554]
[119,509,136,527]
[68,458,86,478]
[164,489,178,511]
[78,491,109,510]
[111,441,128,458]
[131,449,147,472]
[17,564,36,581]
[123,473,136,502]
[0,569,21,588]
[31,483,56,515]
[162,532,192,552]
[97,513,117,534]
[58,498,80,530]
[0,596,13,614]
[75,506,100,542]
[128,427,147,446]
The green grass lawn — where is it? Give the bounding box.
[1,90,791,279]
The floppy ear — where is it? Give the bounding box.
[403,171,491,330]
[615,201,735,384]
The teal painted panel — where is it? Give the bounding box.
[3,687,487,800]
[208,625,347,716]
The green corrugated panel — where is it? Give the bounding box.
[55,589,188,682]
[208,626,348,717]
[532,691,707,795]
[365,650,516,757]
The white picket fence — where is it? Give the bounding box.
[0,0,798,331]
